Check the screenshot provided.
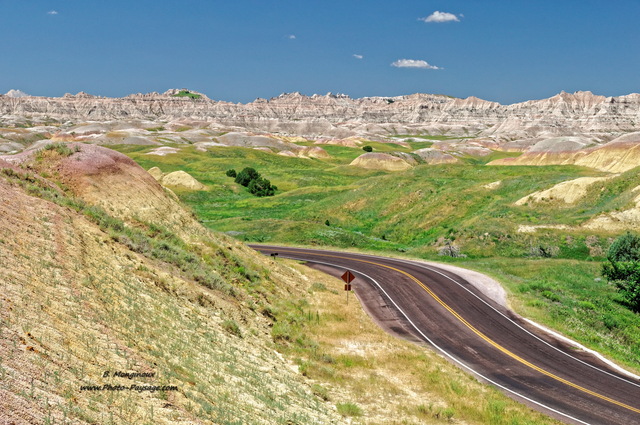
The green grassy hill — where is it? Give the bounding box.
[113,142,640,374]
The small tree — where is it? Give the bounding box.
[235,167,260,187]
[362,145,373,152]
[602,232,640,312]
[225,169,237,178]
[248,177,276,197]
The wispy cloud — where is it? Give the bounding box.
[288,34,296,39]
[47,10,59,15]
[391,59,441,70]
[353,54,363,60]
[420,11,460,23]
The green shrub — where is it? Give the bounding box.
[232,167,276,196]
[248,177,276,197]
[607,232,640,262]
[362,145,373,152]
[541,290,561,302]
[234,167,260,187]
[602,232,640,312]
[225,169,237,178]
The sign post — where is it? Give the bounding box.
[341,271,355,304]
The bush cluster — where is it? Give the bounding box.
[226,167,277,197]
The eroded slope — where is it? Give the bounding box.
[0,145,340,424]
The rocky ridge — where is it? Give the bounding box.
[2,89,639,139]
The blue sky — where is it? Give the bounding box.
[1,1,639,104]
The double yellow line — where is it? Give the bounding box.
[277,248,640,415]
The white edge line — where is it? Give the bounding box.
[285,255,592,425]
[311,246,640,387]
[388,256,640,386]
[522,318,640,382]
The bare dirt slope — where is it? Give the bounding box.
[0,144,340,424]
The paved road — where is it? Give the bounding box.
[251,245,640,425]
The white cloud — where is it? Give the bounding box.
[288,34,296,39]
[391,59,441,70]
[353,54,363,59]
[47,10,59,15]
[421,11,460,23]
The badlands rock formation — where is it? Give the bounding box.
[2,89,640,140]
[2,89,640,172]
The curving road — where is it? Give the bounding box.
[251,245,640,425]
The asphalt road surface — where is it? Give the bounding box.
[251,245,640,425]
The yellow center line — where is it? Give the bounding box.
[275,248,640,414]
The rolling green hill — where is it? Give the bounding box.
[113,142,640,374]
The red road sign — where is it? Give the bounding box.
[344,284,352,291]
[341,271,355,284]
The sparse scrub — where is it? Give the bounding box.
[336,402,363,417]
[309,282,328,292]
[311,383,329,400]
[38,142,74,158]
[222,320,242,337]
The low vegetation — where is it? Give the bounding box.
[36,142,77,160]
[171,89,202,99]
